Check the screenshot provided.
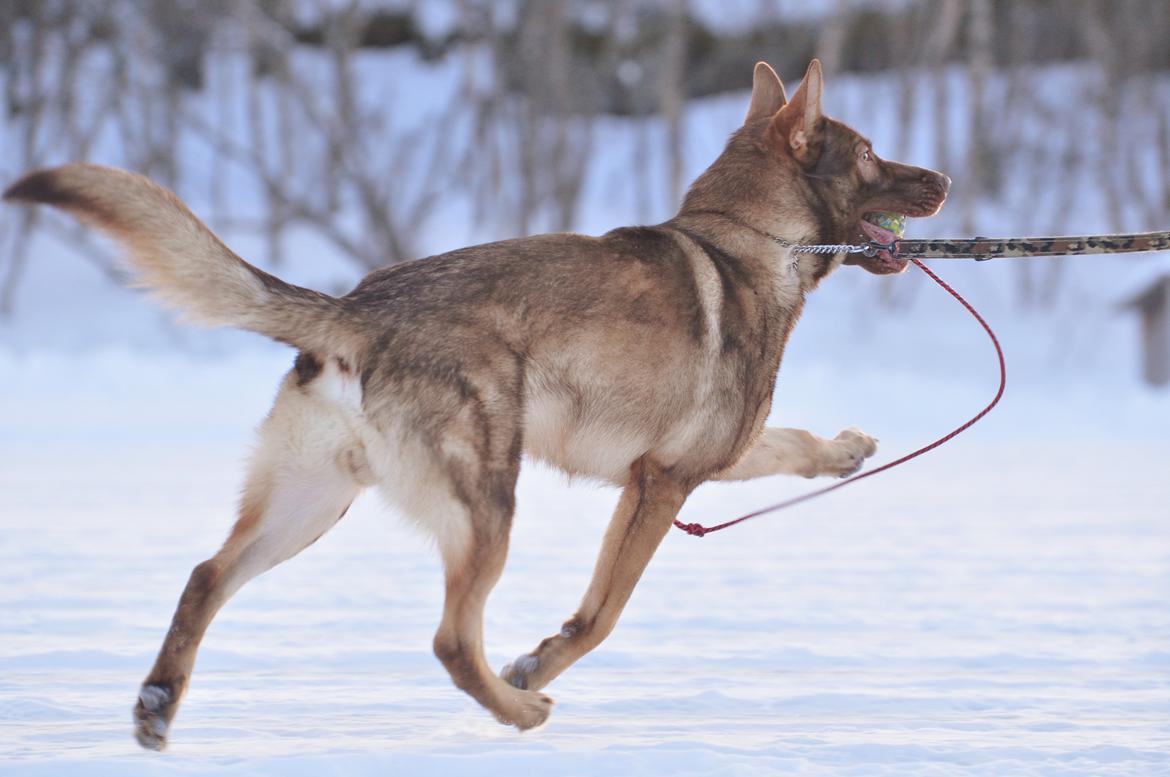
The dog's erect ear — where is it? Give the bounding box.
[775,59,825,167]
[744,62,787,123]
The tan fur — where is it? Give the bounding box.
[2,60,949,750]
[1,164,359,361]
[714,427,878,480]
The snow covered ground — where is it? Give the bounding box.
[2,44,1169,775]
[2,316,1168,776]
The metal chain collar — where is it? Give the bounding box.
[791,242,883,256]
[684,210,888,256]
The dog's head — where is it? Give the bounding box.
[745,60,950,275]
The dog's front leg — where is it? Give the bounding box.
[501,457,691,693]
[712,427,877,480]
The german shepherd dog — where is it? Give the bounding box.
[4,60,948,749]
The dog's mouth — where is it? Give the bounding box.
[852,213,908,274]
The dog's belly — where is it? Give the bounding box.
[522,380,746,484]
[523,392,652,483]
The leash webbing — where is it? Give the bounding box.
[888,230,1170,260]
[672,257,1006,537]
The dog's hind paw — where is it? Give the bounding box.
[495,688,554,731]
[133,683,173,751]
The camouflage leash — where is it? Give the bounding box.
[803,230,1170,260]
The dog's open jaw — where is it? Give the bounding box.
[849,190,949,275]
[857,215,909,274]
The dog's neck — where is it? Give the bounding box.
[669,207,837,294]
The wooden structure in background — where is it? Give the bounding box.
[1123,275,1170,387]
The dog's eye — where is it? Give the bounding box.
[861,149,871,162]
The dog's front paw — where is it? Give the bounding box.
[825,428,878,477]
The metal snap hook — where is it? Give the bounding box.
[864,239,898,257]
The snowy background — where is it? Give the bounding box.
[2,2,1168,775]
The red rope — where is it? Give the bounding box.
[673,257,1006,537]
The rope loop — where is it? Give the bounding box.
[673,257,1006,538]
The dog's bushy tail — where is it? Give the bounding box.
[4,163,356,356]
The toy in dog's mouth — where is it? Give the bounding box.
[854,211,908,274]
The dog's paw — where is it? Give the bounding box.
[133,683,174,751]
[501,654,539,690]
[495,688,554,731]
[825,428,878,477]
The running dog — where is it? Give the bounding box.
[3,60,949,749]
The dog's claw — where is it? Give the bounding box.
[501,654,539,690]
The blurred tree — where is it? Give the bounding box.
[2,0,1170,315]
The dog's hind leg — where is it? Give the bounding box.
[133,368,368,750]
[501,457,690,693]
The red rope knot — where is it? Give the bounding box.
[674,521,709,537]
